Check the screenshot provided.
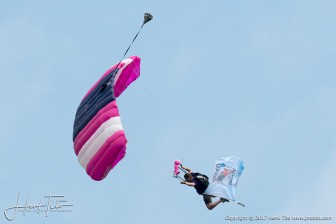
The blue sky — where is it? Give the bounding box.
[1,0,335,223]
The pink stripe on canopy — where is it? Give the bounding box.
[86,130,127,181]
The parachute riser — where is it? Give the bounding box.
[172,169,187,182]
[172,160,188,181]
[173,175,184,181]
[179,167,187,174]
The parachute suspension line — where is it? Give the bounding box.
[100,13,153,93]
[113,73,175,176]
[136,67,176,159]
[116,77,172,158]
[115,62,173,159]
[124,153,171,176]
[140,67,178,160]
[116,62,178,170]
[174,175,184,182]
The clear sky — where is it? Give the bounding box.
[1,0,335,223]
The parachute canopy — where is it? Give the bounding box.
[204,156,244,201]
[73,56,141,181]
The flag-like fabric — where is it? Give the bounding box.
[204,156,244,201]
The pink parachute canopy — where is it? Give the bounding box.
[73,56,140,181]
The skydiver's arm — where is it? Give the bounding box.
[180,165,192,173]
[181,181,195,187]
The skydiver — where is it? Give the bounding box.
[180,164,229,210]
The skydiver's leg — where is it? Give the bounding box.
[203,195,225,210]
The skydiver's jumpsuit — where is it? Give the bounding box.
[190,172,212,205]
